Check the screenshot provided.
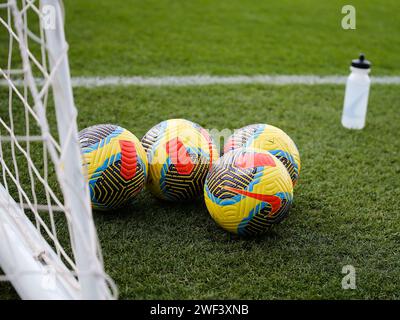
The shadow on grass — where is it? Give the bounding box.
[92,189,210,224]
[92,187,292,253]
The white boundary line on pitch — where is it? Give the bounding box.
[1,75,400,87]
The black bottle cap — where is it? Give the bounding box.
[351,53,371,69]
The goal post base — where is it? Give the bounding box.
[0,184,81,300]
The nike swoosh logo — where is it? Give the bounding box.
[224,186,281,214]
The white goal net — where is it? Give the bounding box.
[0,0,116,299]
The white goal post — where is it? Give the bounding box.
[0,0,116,299]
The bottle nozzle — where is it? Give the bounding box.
[351,53,371,69]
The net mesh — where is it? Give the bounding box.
[0,0,116,298]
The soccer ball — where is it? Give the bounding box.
[78,124,148,210]
[141,119,219,201]
[224,124,301,186]
[204,148,293,236]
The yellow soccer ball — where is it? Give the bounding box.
[204,148,293,236]
[79,124,148,210]
[141,119,219,201]
[224,124,301,186]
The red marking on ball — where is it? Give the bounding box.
[224,186,281,215]
[119,140,137,180]
[235,152,276,169]
[165,138,195,175]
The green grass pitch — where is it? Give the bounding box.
[0,0,399,299]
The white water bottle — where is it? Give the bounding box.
[341,54,371,129]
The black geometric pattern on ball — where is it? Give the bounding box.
[274,154,297,184]
[163,155,210,201]
[141,122,164,153]
[239,197,291,236]
[206,151,256,199]
[79,124,118,148]
[93,160,145,209]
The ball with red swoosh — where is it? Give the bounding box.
[204,148,293,236]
